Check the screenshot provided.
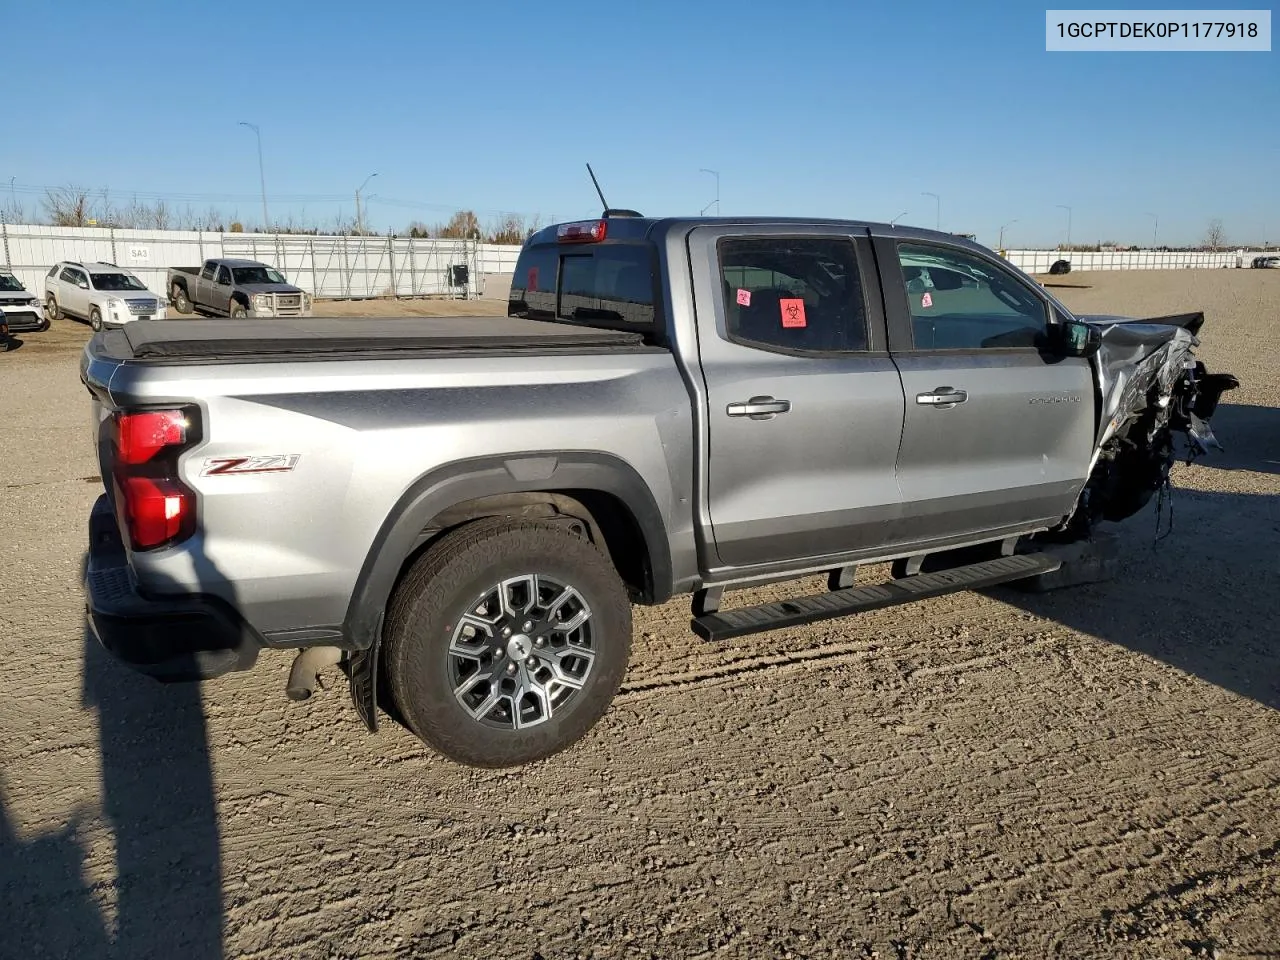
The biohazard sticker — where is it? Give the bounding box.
[779,298,807,328]
[527,267,539,291]
[736,288,752,307]
[921,292,933,309]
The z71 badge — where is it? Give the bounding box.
[201,455,301,476]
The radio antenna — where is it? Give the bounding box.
[586,163,609,212]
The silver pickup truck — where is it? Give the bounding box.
[168,258,312,319]
[82,215,1238,767]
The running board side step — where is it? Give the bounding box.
[690,554,1062,642]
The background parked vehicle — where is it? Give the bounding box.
[1250,255,1280,268]
[43,261,168,331]
[168,259,312,318]
[0,269,50,332]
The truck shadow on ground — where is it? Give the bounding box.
[1193,403,1280,476]
[991,484,1280,712]
[0,558,224,960]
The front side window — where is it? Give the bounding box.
[217,267,232,285]
[896,243,1048,350]
[90,272,146,291]
[718,236,867,353]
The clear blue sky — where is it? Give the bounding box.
[4,0,1276,247]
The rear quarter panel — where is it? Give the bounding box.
[104,352,695,639]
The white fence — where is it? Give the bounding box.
[0,222,524,301]
[1005,248,1271,273]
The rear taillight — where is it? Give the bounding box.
[557,220,608,243]
[115,409,188,465]
[111,407,200,551]
[120,476,190,548]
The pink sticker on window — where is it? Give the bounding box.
[527,267,539,291]
[921,292,933,308]
[736,288,752,307]
[779,298,807,328]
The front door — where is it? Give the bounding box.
[877,236,1096,545]
[690,227,906,571]
[215,265,235,313]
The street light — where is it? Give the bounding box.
[922,191,940,230]
[699,168,720,215]
[890,211,908,226]
[1145,211,1158,248]
[1056,204,1073,251]
[998,219,1018,249]
[355,172,378,235]
[238,122,269,230]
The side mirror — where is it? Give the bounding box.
[1049,318,1101,358]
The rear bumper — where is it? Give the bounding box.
[85,495,262,682]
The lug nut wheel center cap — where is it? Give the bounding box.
[506,634,533,661]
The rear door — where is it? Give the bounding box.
[688,226,905,571]
[62,267,90,317]
[197,261,218,309]
[875,234,1095,544]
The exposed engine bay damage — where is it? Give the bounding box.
[1055,311,1239,540]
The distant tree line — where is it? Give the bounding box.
[0,185,544,244]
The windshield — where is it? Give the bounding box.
[0,274,26,292]
[91,273,147,291]
[232,267,287,285]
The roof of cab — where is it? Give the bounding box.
[524,216,991,254]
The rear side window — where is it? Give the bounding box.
[718,237,868,353]
[509,243,657,332]
[59,267,79,284]
[509,245,559,321]
[201,262,217,281]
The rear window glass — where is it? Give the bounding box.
[718,237,868,353]
[510,243,656,332]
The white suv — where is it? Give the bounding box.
[44,261,168,331]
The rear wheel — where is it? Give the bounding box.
[229,300,248,318]
[45,295,61,321]
[383,518,632,767]
[89,307,103,332]
[172,284,192,314]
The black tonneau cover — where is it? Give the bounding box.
[103,316,644,361]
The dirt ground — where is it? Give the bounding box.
[1,273,1276,960]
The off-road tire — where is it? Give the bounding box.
[230,300,248,318]
[172,284,192,314]
[383,518,632,767]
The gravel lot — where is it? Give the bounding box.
[1,273,1277,959]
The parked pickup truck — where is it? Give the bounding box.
[82,214,1238,768]
[168,258,312,318]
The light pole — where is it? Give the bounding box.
[355,173,378,235]
[238,122,269,230]
[1145,211,1158,248]
[998,219,1018,249]
[890,211,908,226]
[1056,204,1073,251]
[922,192,940,230]
[699,168,720,215]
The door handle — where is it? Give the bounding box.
[726,396,792,420]
[915,387,968,408]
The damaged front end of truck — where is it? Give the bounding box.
[1055,311,1239,540]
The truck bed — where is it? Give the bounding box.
[95,316,651,362]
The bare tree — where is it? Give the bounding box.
[486,212,526,245]
[44,185,93,227]
[1204,218,1226,251]
[436,210,481,240]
